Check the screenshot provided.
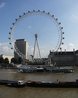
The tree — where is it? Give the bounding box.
[11,58,17,64]
[0,56,4,63]
[4,58,9,64]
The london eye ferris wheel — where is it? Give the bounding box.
[8,10,64,60]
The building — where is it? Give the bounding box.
[48,50,78,66]
[14,39,28,60]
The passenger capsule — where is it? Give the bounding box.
[28,11,30,13]
[19,15,21,18]
[59,22,61,25]
[38,10,40,12]
[52,15,54,17]
[12,23,15,25]
[43,11,45,13]
[15,18,18,21]
[8,38,11,39]
[62,32,64,34]
[23,13,25,15]
[56,18,58,21]
[9,32,11,34]
[48,12,50,14]
[61,27,63,29]
[33,10,35,12]
[63,37,64,39]
[10,27,12,30]
[11,47,13,49]
[9,43,11,44]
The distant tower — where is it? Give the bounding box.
[33,34,41,59]
[14,39,28,60]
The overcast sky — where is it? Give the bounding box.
[0,0,78,58]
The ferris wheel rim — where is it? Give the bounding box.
[8,10,64,59]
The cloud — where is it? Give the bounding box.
[0,42,13,56]
[0,2,6,8]
[62,43,77,51]
[67,43,75,50]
